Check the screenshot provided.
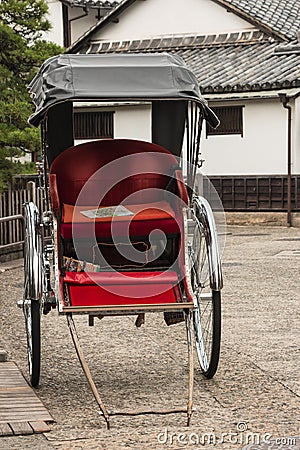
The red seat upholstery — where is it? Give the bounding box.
[63,270,181,306]
[49,139,188,239]
[60,201,181,239]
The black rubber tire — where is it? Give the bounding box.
[24,300,41,387]
[23,202,43,387]
[194,289,221,379]
[189,197,222,379]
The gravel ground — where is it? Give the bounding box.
[0,225,299,450]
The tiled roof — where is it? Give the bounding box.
[214,0,300,40]
[60,0,119,8]
[85,30,271,53]
[178,43,300,94]
[69,0,137,53]
[69,0,300,53]
[275,39,300,55]
[68,0,300,94]
[83,32,300,93]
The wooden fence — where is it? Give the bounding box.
[206,175,300,211]
[0,183,47,258]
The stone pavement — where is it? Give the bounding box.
[0,225,299,449]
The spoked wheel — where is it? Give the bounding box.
[23,202,43,387]
[23,300,41,387]
[188,196,222,379]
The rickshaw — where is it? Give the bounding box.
[21,53,223,428]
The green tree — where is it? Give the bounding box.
[0,0,63,190]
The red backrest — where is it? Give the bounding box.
[49,139,179,207]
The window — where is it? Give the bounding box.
[74,111,114,139]
[206,106,244,137]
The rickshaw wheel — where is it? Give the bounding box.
[188,196,222,379]
[23,202,43,387]
[23,300,41,387]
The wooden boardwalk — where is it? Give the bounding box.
[0,361,53,436]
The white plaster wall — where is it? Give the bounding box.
[95,0,254,42]
[292,96,300,174]
[68,8,99,44]
[45,1,105,45]
[46,0,63,45]
[114,105,152,141]
[200,99,288,176]
[74,104,151,146]
[73,98,298,178]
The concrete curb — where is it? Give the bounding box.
[0,258,23,273]
[226,211,300,227]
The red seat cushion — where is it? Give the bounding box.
[60,201,181,239]
[62,271,181,306]
[49,139,180,209]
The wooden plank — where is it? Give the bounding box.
[0,362,53,426]
[0,405,49,411]
[7,187,12,245]
[9,422,34,435]
[0,398,36,402]
[1,413,51,421]
[0,390,39,395]
[0,404,47,409]
[29,421,51,433]
[0,388,36,393]
[62,301,194,314]
[0,423,13,436]
[1,414,51,422]
[13,191,17,243]
[0,383,30,388]
[0,408,50,414]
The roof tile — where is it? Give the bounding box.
[220,0,300,39]
[84,31,300,93]
[61,0,119,8]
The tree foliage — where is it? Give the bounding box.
[0,0,50,40]
[0,0,63,190]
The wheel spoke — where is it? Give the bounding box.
[23,203,42,387]
[188,197,222,379]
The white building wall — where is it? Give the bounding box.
[68,8,99,44]
[114,105,152,142]
[45,0,300,179]
[201,99,288,176]
[292,96,300,174]
[95,0,253,42]
[45,1,101,45]
[46,0,64,45]
[75,100,293,178]
[74,104,152,146]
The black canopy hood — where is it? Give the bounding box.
[28,52,219,128]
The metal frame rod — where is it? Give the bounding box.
[186,309,194,426]
[67,311,195,428]
[67,314,110,429]
[279,94,292,227]
[109,408,189,417]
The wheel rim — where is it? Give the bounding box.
[23,203,42,386]
[24,223,35,378]
[193,292,214,373]
[24,235,33,377]
[188,212,220,378]
[24,301,33,376]
[23,252,41,385]
[190,222,213,369]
